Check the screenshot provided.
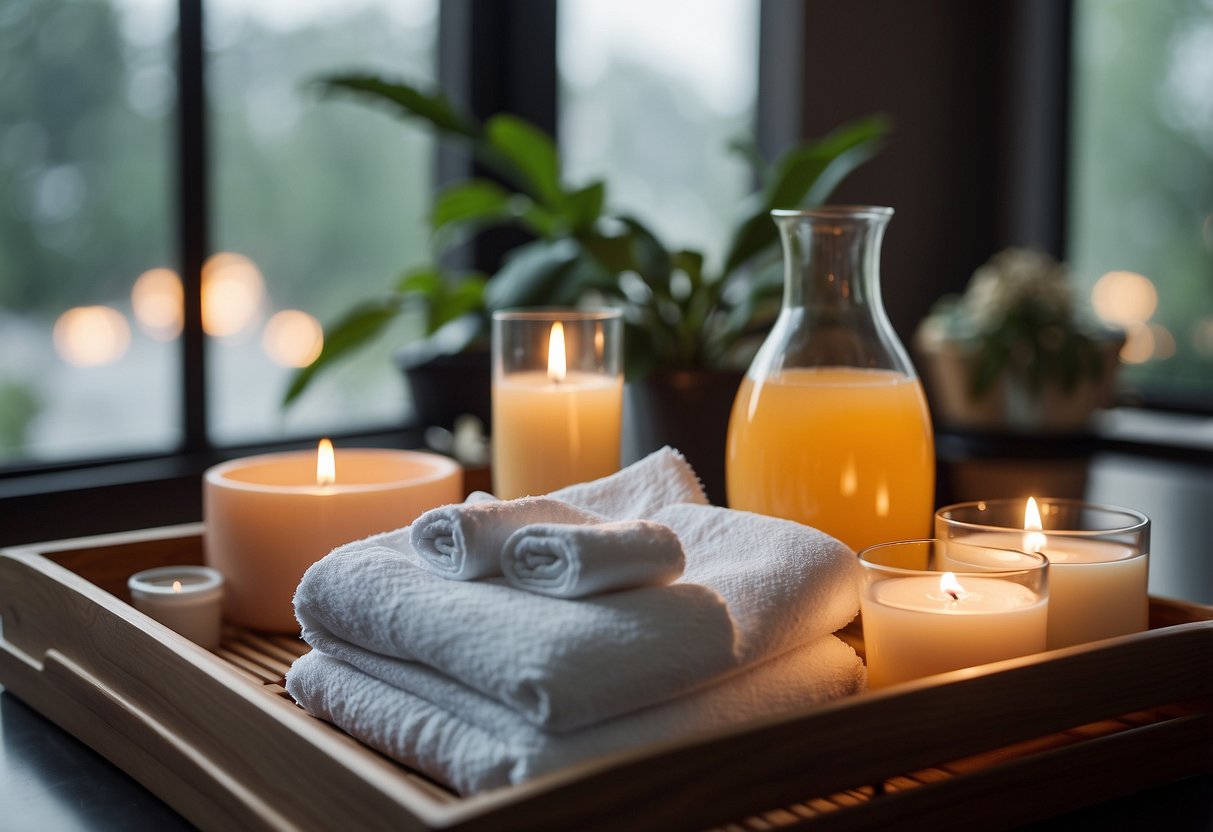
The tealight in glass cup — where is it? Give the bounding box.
[858,540,1049,689]
[935,498,1149,650]
[491,309,623,499]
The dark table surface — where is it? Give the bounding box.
[1,448,1210,831]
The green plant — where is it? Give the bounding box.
[919,247,1117,399]
[284,75,889,406]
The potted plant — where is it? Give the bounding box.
[914,247,1126,434]
[284,75,889,497]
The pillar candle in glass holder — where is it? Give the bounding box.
[492,309,623,499]
[204,441,462,632]
[936,498,1149,649]
[858,539,1049,688]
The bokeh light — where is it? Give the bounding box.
[131,267,183,340]
[1149,323,1176,360]
[53,306,131,367]
[262,309,324,368]
[1091,270,1158,325]
[202,252,264,337]
[1119,321,1155,364]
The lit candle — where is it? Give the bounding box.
[936,498,1149,650]
[859,540,1049,689]
[127,565,224,650]
[492,310,623,499]
[204,441,462,632]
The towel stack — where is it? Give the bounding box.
[286,448,865,794]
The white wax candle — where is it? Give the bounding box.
[128,566,224,650]
[492,370,623,499]
[862,575,1048,688]
[204,447,462,632]
[951,532,1147,649]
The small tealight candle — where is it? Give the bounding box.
[128,566,224,650]
[858,540,1049,688]
[204,441,462,632]
[936,498,1149,649]
[492,309,623,498]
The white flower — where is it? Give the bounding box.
[960,248,1074,332]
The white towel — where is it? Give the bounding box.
[411,497,604,579]
[294,504,858,731]
[547,446,708,518]
[286,635,866,794]
[501,520,685,598]
[653,504,860,660]
[294,540,739,731]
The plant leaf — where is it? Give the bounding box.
[565,181,606,233]
[721,114,891,275]
[620,216,673,288]
[395,267,443,296]
[485,114,565,209]
[429,274,488,333]
[483,238,582,311]
[315,75,478,138]
[282,297,403,406]
[431,180,513,230]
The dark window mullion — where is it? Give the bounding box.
[177,0,209,454]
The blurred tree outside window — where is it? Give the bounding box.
[557,0,760,272]
[0,0,441,468]
[206,0,438,445]
[0,0,177,464]
[1070,0,1213,407]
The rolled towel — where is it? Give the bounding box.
[410,497,603,580]
[501,520,685,598]
[286,635,866,794]
[295,504,858,731]
[548,446,707,518]
[295,542,740,731]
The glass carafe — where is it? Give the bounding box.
[725,206,935,551]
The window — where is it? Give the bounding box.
[1070,0,1213,408]
[557,0,760,268]
[205,0,439,444]
[0,0,178,464]
[0,0,439,471]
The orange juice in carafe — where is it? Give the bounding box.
[726,367,934,551]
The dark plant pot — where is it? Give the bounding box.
[623,369,745,506]
[395,347,492,431]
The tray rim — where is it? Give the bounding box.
[2,523,1211,832]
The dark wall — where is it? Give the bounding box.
[796,1,1070,345]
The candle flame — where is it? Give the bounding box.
[940,572,965,601]
[1023,496,1047,553]
[317,438,336,486]
[172,580,182,593]
[547,322,566,382]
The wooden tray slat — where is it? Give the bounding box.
[1,524,1210,832]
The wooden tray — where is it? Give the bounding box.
[1,524,1210,831]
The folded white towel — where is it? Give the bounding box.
[501,520,685,598]
[547,446,708,518]
[295,503,858,731]
[294,541,740,731]
[286,635,866,794]
[652,504,860,661]
[411,497,603,580]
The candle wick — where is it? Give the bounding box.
[945,589,959,601]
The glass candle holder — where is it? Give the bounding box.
[491,309,623,499]
[858,539,1049,689]
[936,498,1149,650]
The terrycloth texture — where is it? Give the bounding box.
[651,504,861,661]
[411,497,603,580]
[295,541,739,731]
[286,635,866,794]
[501,520,685,598]
[547,446,708,518]
[294,503,859,731]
